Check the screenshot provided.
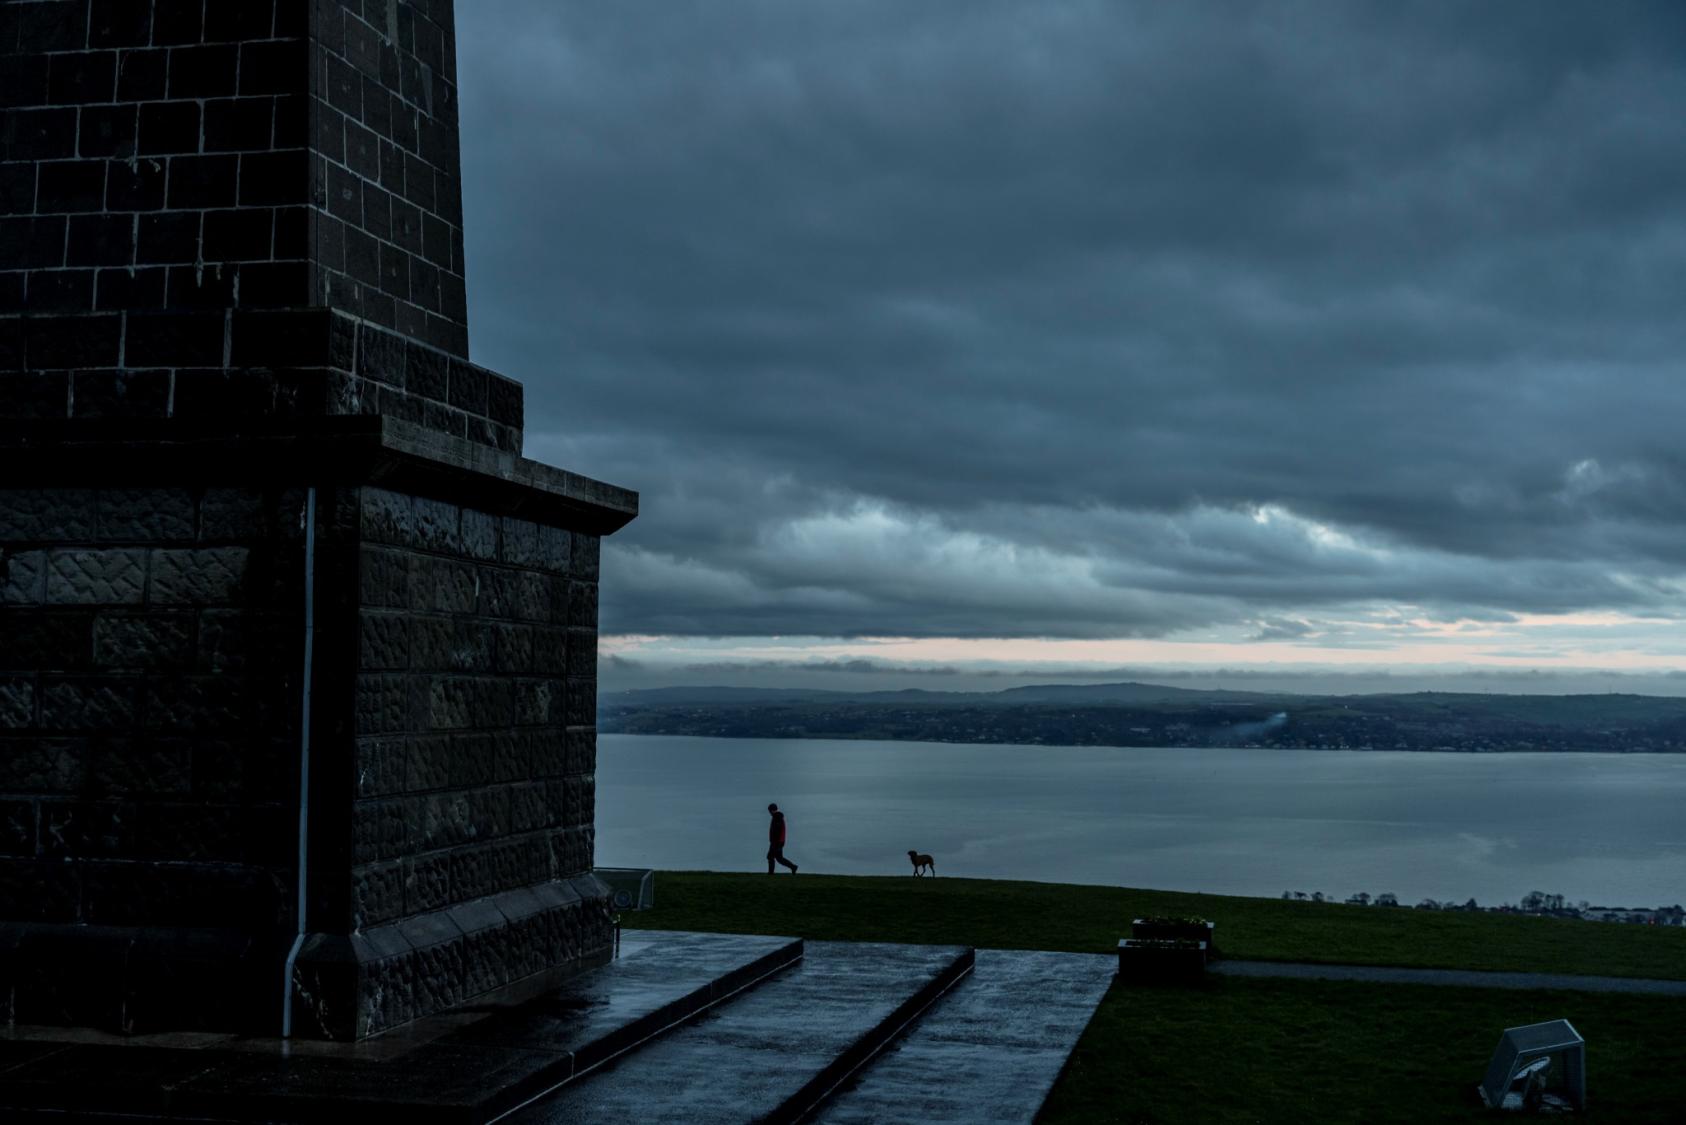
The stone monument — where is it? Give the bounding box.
[0,0,636,1039]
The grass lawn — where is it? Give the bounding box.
[622,873,1685,1122]
[622,871,1686,980]
[1043,976,1681,1124]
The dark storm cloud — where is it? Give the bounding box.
[456,2,1686,639]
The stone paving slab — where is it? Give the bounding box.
[1210,959,1686,996]
[0,1042,71,1078]
[0,931,800,1124]
[507,941,975,1125]
[815,950,1116,1125]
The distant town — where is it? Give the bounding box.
[1283,889,1685,926]
[600,681,1686,753]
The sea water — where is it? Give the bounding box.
[595,734,1686,906]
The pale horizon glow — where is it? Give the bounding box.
[601,625,1686,697]
[604,633,1686,671]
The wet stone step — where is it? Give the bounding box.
[507,941,976,1125]
[0,931,801,1125]
[814,949,1116,1125]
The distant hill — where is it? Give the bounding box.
[599,682,1686,752]
[989,681,1266,705]
[603,680,1261,708]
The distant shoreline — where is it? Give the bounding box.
[600,728,1686,754]
[599,681,1686,754]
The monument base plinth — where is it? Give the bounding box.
[292,877,615,1040]
[0,417,634,1040]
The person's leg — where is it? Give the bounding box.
[776,851,798,873]
[767,846,776,875]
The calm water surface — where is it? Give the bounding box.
[595,735,1686,906]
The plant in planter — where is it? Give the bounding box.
[1131,915,1217,957]
[1116,938,1209,982]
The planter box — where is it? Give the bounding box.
[1131,918,1216,956]
[1116,939,1208,983]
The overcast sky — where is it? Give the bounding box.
[454,2,1686,694]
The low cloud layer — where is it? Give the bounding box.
[457,3,1686,660]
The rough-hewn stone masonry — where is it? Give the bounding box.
[1,0,636,1040]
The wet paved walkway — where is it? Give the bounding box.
[1211,960,1686,996]
[505,941,973,1125]
[815,949,1115,1125]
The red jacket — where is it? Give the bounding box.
[769,811,786,846]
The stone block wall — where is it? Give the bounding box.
[0,307,522,449]
[310,0,470,355]
[1,0,472,379]
[1,1,314,316]
[1,0,633,1041]
[0,473,618,1037]
[0,484,306,1030]
[289,482,612,1040]
[344,488,599,932]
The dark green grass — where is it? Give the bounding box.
[623,870,1686,978]
[1042,976,1681,1124]
[622,872,1686,980]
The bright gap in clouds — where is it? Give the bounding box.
[587,494,1686,685]
[596,492,1686,694]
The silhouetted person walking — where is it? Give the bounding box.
[767,803,798,874]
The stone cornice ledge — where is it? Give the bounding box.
[0,416,639,535]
